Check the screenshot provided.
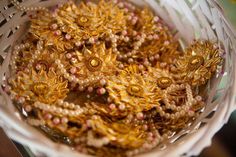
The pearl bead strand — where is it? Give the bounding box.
[159,84,197,119]
[34,101,84,117]
[55,58,105,88]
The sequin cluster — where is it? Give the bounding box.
[5,0,223,156]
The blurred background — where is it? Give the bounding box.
[0,0,235,157]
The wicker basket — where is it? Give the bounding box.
[0,0,235,157]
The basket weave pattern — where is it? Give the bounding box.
[0,0,235,157]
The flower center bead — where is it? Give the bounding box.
[86,57,103,72]
[90,59,100,67]
[188,55,204,70]
[157,77,172,89]
[127,84,144,97]
[79,17,88,23]
[77,16,90,26]
[31,82,49,96]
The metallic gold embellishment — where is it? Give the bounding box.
[86,57,103,72]
[127,84,144,97]
[8,0,223,156]
[31,82,49,96]
[188,55,204,70]
[157,77,172,89]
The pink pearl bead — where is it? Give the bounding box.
[127,15,132,20]
[118,104,125,111]
[50,23,58,30]
[18,97,25,104]
[153,34,159,39]
[89,37,95,44]
[148,132,153,137]
[25,105,32,112]
[97,88,106,95]
[87,86,93,93]
[100,79,107,86]
[149,56,154,61]
[44,113,52,120]
[66,53,72,59]
[133,31,137,36]
[148,35,153,40]
[79,86,84,91]
[196,96,202,101]
[139,65,144,70]
[70,67,77,74]
[153,16,159,22]
[122,30,128,36]
[35,64,42,70]
[132,19,137,25]
[61,117,68,124]
[164,41,170,46]
[54,30,61,36]
[53,117,60,125]
[136,112,144,120]
[65,34,71,40]
[128,58,134,63]
[75,41,81,47]
[109,103,116,110]
[118,64,124,69]
[154,54,160,59]
[118,2,124,8]
[113,0,118,4]
[107,97,112,103]
[143,125,148,131]
[86,120,92,128]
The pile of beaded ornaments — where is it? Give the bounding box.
[5,0,223,156]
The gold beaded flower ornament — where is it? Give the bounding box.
[130,7,179,62]
[55,0,128,42]
[87,115,147,149]
[148,67,174,89]
[61,43,118,87]
[30,11,74,51]
[173,40,222,86]
[106,65,162,113]
[9,69,68,104]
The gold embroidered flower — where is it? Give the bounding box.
[13,42,66,73]
[72,43,118,84]
[9,69,68,104]
[106,65,161,113]
[126,7,178,61]
[88,115,147,149]
[30,12,73,51]
[55,1,128,41]
[148,67,174,89]
[174,41,222,86]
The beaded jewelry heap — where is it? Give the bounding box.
[6,0,223,157]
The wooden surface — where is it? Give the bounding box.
[0,128,22,157]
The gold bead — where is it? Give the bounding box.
[79,16,88,23]
[188,55,204,70]
[86,57,103,72]
[31,82,49,96]
[157,77,172,89]
[90,58,100,67]
[127,84,144,97]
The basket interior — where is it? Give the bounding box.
[0,0,235,157]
